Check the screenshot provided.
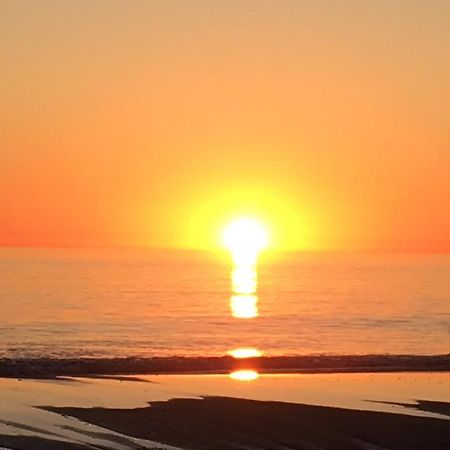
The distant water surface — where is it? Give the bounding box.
[0,248,449,358]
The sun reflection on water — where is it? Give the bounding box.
[230,262,259,319]
[230,294,258,319]
[232,265,257,294]
[228,348,263,358]
[223,218,268,382]
[229,370,259,381]
[228,263,260,376]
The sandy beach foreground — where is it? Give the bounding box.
[43,396,450,450]
[1,372,449,449]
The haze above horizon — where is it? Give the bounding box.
[1,1,449,252]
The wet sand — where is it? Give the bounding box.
[42,396,450,450]
[0,435,92,450]
[397,400,450,417]
[1,373,449,450]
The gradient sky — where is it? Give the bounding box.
[1,1,449,251]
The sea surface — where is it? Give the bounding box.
[0,248,449,359]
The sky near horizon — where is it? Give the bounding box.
[1,1,449,251]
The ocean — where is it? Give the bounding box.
[0,247,449,359]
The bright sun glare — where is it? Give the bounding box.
[229,370,259,381]
[228,348,263,358]
[222,218,268,265]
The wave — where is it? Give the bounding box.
[1,354,449,378]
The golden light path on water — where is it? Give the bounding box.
[230,264,259,319]
[232,265,257,294]
[230,294,258,319]
[227,348,264,358]
[222,218,268,382]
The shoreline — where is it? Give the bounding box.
[1,354,449,378]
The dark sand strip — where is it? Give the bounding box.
[41,396,450,450]
[1,354,449,378]
[0,435,102,450]
[78,375,154,383]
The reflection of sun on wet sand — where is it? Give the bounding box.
[229,369,259,381]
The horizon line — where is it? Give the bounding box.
[0,244,449,255]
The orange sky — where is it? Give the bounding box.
[1,1,449,251]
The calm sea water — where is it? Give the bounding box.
[0,248,449,359]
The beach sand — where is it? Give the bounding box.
[0,373,449,449]
[44,396,450,450]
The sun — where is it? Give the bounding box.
[222,218,268,265]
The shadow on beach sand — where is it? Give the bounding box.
[28,396,450,450]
